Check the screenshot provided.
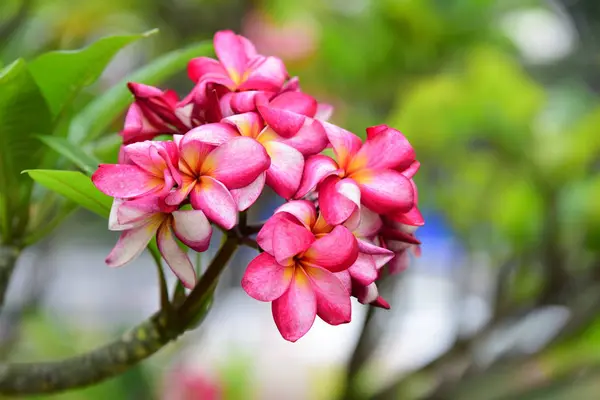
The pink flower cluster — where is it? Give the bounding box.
[92,30,423,342]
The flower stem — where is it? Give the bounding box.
[0,245,20,308]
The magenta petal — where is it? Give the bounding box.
[183,123,239,147]
[229,91,276,114]
[269,92,318,117]
[318,176,360,226]
[354,282,379,305]
[264,141,304,199]
[305,265,351,325]
[315,103,334,121]
[190,176,238,229]
[348,253,378,286]
[353,169,414,214]
[172,210,212,252]
[388,205,425,227]
[230,172,266,211]
[351,207,383,238]
[258,104,306,138]
[278,119,328,156]
[357,239,395,269]
[214,30,249,80]
[157,222,196,289]
[238,56,288,92]
[322,122,362,170]
[294,155,339,199]
[335,270,352,295]
[352,126,415,171]
[274,200,317,230]
[256,212,299,255]
[303,225,358,272]
[120,103,162,145]
[105,218,162,267]
[203,137,270,189]
[187,57,227,83]
[365,124,388,139]
[402,160,421,179]
[115,196,163,228]
[242,253,293,302]
[272,215,315,265]
[92,164,159,198]
[222,112,263,139]
[272,268,317,342]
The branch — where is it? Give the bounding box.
[0,245,20,308]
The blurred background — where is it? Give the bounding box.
[2,0,600,399]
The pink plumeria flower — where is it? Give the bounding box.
[93,140,181,200]
[121,83,193,145]
[162,365,222,400]
[106,196,212,288]
[378,216,422,275]
[242,211,359,342]
[164,128,270,229]
[295,124,417,227]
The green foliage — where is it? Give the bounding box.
[38,136,100,175]
[25,170,112,218]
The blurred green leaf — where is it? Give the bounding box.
[28,30,157,118]
[69,40,213,144]
[25,169,111,218]
[0,59,52,241]
[38,135,100,175]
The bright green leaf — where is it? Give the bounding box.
[69,40,213,144]
[38,136,100,175]
[28,30,158,117]
[25,170,112,218]
[0,59,53,240]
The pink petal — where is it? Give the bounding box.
[115,196,164,228]
[157,222,196,289]
[238,56,288,92]
[348,253,378,286]
[281,76,300,92]
[123,141,174,177]
[92,164,160,198]
[242,253,293,302]
[277,119,328,156]
[303,225,358,272]
[402,160,421,179]
[352,169,414,214]
[172,210,212,252]
[178,137,217,176]
[294,155,339,199]
[120,103,162,145]
[269,92,317,117]
[351,207,382,238]
[109,199,128,231]
[105,217,163,267]
[214,30,250,82]
[257,104,306,138]
[354,282,379,305]
[229,91,276,114]
[230,172,266,211]
[358,239,395,269]
[190,176,238,229]
[256,212,299,255]
[272,268,317,342]
[348,126,415,173]
[335,270,352,295]
[318,176,360,226]
[183,123,239,147]
[371,296,391,309]
[380,227,421,245]
[388,205,425,226]
[187,57,227,83]
[272,215,315,265]
[263,141,304,200]
[202,137,270,189]
[222,112,263,139]
[274,200,317,230]
[387,250,410,275]
[304,265,351,325]
[365,124,388,139]
[315,103,334,121]
[322,122,362,170]
[165,176,196,206]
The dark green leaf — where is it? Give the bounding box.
[0,59,53,240]
[38,135,100,175]
[25,170,112,218]
[28,30,158,117]
[69,41,213,144]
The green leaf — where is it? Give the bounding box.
[28,30,158,118]
[25,170,112,218]
[38,135,100,175]
[0,59,53,241]
[69,40,213,144]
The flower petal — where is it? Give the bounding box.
[229,91,276,114]
[257,104,306,138]
[274,200,317,230]
[187,57,227,83]
[388,205,425,226]
[242,253,294,302]
[354,282,379,305]
[202,137,270,189]
[190,176,238,229]
[222,112,263,139]
[402,160,421,179]
[276,119,328,156]
[214,30,250,82]
[268,92,317,117]
[365,124,388,139]
[256,212,300,255]
[272,215,315,265]
[178,137,217,177]
[263,141,304,199]
[120,103,163,145]
[116,196,164,228]
[335,270,352,295]
[157,222,196,289]
[352,169,414,214]
[294,155,339,199]
[230,172,266,211]
[183,123,239,147]
[304,265,351,325]
[315,103,334,121]
[357,239,395,269]
[348,253,378,286]
[272,268,317,342]
[172,210,212,252]
[105,217,162,267]
[92,164,160,198]
[238,56,288,92]
[351,206,382,238]
[303,225,358,272]
[318,176,360,226]
[322,122,362,170]
[348,125,415,173]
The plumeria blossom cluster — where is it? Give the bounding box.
[92,30,423,342]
